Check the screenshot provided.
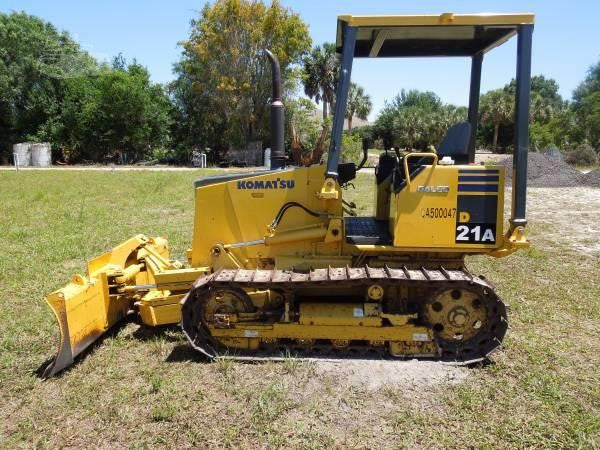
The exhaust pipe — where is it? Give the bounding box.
[264,49,285,170]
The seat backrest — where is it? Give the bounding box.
[438,122,471,164]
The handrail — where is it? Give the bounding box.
[403,152,438,187]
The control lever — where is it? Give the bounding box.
[356,137,371,171]
[342,199,356,209]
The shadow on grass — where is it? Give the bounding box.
[36,318,214,379]
[35,317,133,379]
[131,323,181,342]
[165,344,209,363]
[37,315,497,378]
[163,342,497,369]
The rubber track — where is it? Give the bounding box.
[181,266,508,365]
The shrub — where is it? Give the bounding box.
[529,122,555,151]
[341,133,363,163]
[564,142,599,166]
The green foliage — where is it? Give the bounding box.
[285,97,322,150]
[38,60,172,163]
[564,142,598,166]
[529,123,556,151]
[528,108,580,152]
[373,90,466,150]
[302,42,338,119]
[572,60,600,150]
[352,124,375,148]
[0,13,171,163]
[479,89,514,150]
[341,133,362,163]
[0,11,96,161]
[478,75,570,152]
[505,75,564,109]
[2,9,599,166]
[173,0,311,156]
[346,82,372,131]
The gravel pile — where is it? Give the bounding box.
[583,168,600,187]
[501,153,588,187]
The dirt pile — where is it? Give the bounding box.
[500,153,589,187]
[583,168,600,187]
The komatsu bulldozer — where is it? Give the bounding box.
[44,13,535,377]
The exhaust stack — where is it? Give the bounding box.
[264,49,285,170]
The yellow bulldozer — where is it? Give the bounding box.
[44,12,535,377]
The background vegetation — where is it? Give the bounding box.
[1,2,599,166]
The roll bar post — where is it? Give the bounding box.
[510,24,533,230]
[325,23,357,179]
[467,52,483,163]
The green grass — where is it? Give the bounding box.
[1,169,599,448]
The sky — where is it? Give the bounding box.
[2,0,599,120]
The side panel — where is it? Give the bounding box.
[190,165,342,268]
[392,165,504,250]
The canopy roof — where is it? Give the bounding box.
[336,13,535,57]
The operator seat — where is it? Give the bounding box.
[392,122,472,192]
[437,122,472,164]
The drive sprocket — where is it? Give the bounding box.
[424,284,508,362]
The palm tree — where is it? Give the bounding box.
[479,89,514,151]
[393,108,425,149]
[345,83,372,131]
[530,92,556,124]
[302,43,338,120]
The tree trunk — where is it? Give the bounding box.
[493,122,500,151]
[322,101,327,120]
[347,115,353,132]
[310,124,329,165]
[290,122,303,165]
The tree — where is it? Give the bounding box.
[286,97,329,165]
[345,82,372,131]
[479,89,514,151]
[392,108,426,149]
[505,75,564,110]
[373,89,464,150]
[173,0,311,154]
[572,60,600,149]
[427,105,467,146]
[529,92,556,124]
[302,43,338,120]
[0,12,96,162]
[37,60,172,163]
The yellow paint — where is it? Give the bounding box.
[299,303,382,327]
[45,236,158,372]
[210,323,432,342]
[391,164,505,249]
[338,13,535,27]
[138,291,184,326]
[190,165,343,268]
[403,152,438,186]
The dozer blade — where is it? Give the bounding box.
[43,235,168,377]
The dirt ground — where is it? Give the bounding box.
[314,359,468,391]
[525,187,600,255]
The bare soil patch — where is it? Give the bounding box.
[516,187,600,256]
[314,359,469,391]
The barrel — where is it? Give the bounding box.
[31,143,52,166]
[12,143,31,166]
